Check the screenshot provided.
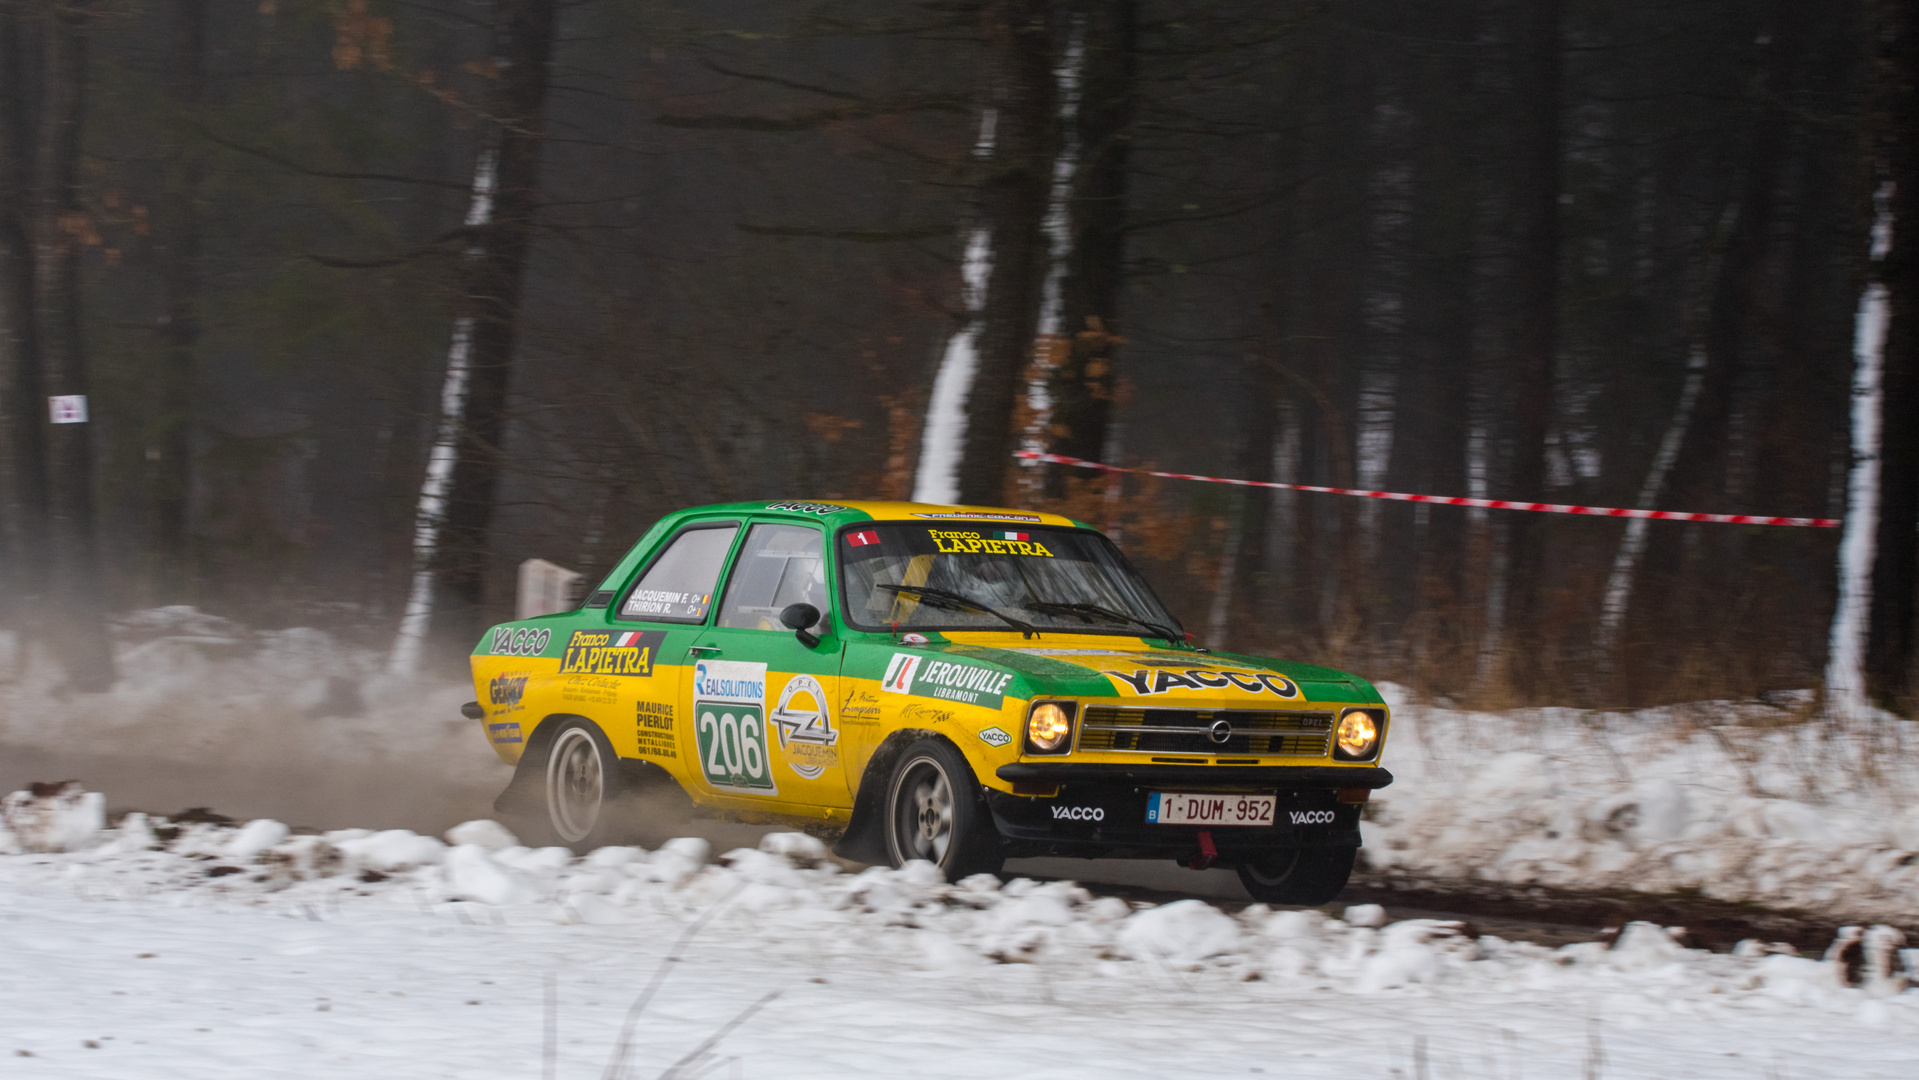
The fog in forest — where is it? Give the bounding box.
[4,0,1919,832]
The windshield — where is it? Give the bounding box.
[838,523,1181,636]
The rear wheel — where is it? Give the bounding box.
[1235,846,1356,906]
[543,719,624,852]
[882,739,1003,881]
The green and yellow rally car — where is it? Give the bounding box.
[466,500,1391,904]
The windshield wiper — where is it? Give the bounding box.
[875,584,1038,638]
[1025,600,1182,644]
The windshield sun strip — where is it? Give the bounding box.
[834,522,1181,635]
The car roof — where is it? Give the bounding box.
[673,500,1089,530]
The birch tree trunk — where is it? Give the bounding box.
[389,152,496,677]
[912,135,994,504]
[1828,268,1889,718]
[34,0,115,688]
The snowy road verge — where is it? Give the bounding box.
[4,792,1919,1078]
[1366,686,1919,924]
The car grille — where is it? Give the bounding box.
[1076,707,1333,757]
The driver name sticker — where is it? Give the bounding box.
[1104,668,1301,698]
[927,529,1053,557]
[693,659,776,794]
[881,652,1014,709]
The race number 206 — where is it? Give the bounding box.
[695,704,773,791]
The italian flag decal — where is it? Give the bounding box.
[847,530,880,547]
[994,530,1029,542]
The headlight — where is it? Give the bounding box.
[1025,702,1075,754]
[1334,708,1383,761]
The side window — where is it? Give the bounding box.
[618,525,739,622]
[718,523,827,630]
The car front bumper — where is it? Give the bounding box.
[981,763,1389,861]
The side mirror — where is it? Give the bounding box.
[780,603,822,648]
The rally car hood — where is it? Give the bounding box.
[881,634,1382,709]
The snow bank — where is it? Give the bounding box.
[7,794,1916,1006]
[1367,685,1919,922]
[0,781,104,853]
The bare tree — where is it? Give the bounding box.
[954,0,1056,506]
[1865,0,1919,711]
[0,1,44,617]
[1044,0,1134,491]
[34,0,115,687]
[148,0,207,598]
[1500,0,1562,691]
[392,0,560,672]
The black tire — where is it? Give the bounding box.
[881,738,1003,881]
[540,718,625,853]
[1234,846,1356,906]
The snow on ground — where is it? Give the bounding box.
[1367,685,1919,923]
[3,795,1919,1079]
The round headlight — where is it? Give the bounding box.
[1336,711,1379,759]
[1026,703,1072,752]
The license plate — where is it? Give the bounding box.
[1145,792,1275,826]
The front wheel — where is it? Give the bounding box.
[542,719,624,852]
[882,738,1003,881]
[1235,846,1356,906]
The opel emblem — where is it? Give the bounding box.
[1208,719,1234,744]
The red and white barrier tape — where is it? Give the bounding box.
[1015,451,1840,529]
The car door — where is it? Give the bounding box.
[685,519,850,807]
[595,520,742,770]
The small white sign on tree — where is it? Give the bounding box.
[47,395,88,424]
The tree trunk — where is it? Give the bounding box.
[150,0,205,600]
[1865,0,1919,711]
[397,0,558,667]
[1384,1,1476,687]
[1044,0,1133,495]
[34,0,114,688]
[1501,0,1562,696]
[955,0,1054,506]
[0,4,45,618]
[1645,3,1808,665]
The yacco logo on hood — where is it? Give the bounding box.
[1103,667,1301,698]
[881,652,1015,709]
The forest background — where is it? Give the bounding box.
[2,0,1918,715]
